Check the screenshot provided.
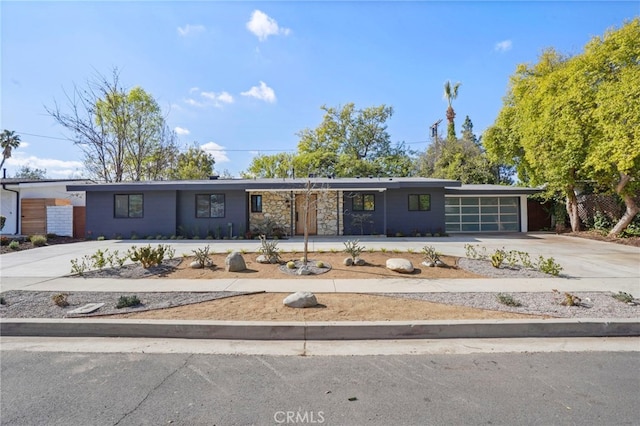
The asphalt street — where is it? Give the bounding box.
[1,349,638,425]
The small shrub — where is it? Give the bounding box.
[406,248,415,254]
[422,246,441,264]
[8,240,19,250]
[537,256,563,276]
[97,235,106,241]
[116,295,141,309]
[286,261,296,269]
[491,249,506,269]
[70,256,89,275]
[329,248,338,253]
[496,293,522,307]
[392,248,402,254]
[52,293,69,307]
[380,247,388,253]
[316,261,324,268]
[192,246,212,268]
[553,289,581,306]
[90,249,108,270]
[464,244,488,260]
[30,235,47,247]
[343,239,365,262]
[612,291,634,303]
[258,235,281,263]
[592,211,611,231]
[0,236,10,246]
[128,244,168,268]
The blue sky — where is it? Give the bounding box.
[2,1,638,179]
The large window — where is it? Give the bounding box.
[353,194,375,211]
[251,195,262,213]
[408,194,431,211]
[196,194,225,218]
[445,197,519,232]
[115,194,143,218]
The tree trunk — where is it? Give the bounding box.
[609,173,639,236]
[566,190,581,232]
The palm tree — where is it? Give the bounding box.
[443,81,461,140]
[0,130,21,171]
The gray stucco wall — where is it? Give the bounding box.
[342,192,385,235]
[176,190,248,238]
[85,190,177,239]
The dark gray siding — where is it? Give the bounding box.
[386,188,446,236]
[342,192,385,235]
[176,190,247,238]
[85,191,177,239]
[342,189,446,236]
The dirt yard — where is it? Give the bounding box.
[110,292,546,321]
[155,251,483,280]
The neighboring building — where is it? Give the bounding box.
[1,178,92,236]
[67,177,540,239]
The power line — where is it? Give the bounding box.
[15,130,431,151]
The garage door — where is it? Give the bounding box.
[445,197,520,232]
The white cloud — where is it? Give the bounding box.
[185,98,205,107]
[174,127,190,136]
[189,87,200,94]
[177,24,205,37]
[5,153,84,179]
[495,40,513,52]
[217,92,234,104]
[246,10,291,41]
[185,90,234,108]
[241,81,276,103]
[200,142,230,163]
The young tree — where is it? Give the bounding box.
[443,81,461,141]
[0,130,21,170]
[242,152,295,178]
[170,144,216,180]
[47,68,178,182]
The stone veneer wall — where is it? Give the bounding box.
[249,190,344,236]
[248,192,292,236]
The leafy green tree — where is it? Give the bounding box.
[443,81,461,141]
[0,130,21,170]
[170,144,216,180]
[47,68,178,182]
[242,152,295,178]
[484,20,639,234]
[14,165,47,180]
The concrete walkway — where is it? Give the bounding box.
[1,233,639,294]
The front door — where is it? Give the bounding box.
[295,194,317,235]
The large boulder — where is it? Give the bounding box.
[283,291,318,308]
[386,258,414,273]
[225,251,246,272]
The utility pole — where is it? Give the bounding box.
[430,119,442,161]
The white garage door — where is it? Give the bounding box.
[445,197,520,232]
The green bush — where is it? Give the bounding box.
[8,240,19,250]
[537,256,563,276]
[422,245,441,264]
[496,293,522,307]
[30,235,47,247]
[192,245,212,267]
[116,295,141,309]
[343,239,365,262]
[612,291,634,303]
[128,244,171,268]
[592,211,611,231]
[491,249,506,269]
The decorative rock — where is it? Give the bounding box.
[386,258,414,273]
[190,260,203,269]
[225,251,246,272]
[343,257,354,266]
[256,254,276,264]
[354,257,366,266]
[422,261,435,268]
[283,291,318,308]
[296,266,312,275]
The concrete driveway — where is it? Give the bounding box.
[1,233,638,293]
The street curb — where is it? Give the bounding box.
[2,318,639,340]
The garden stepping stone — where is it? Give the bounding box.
[67,303,105,315]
